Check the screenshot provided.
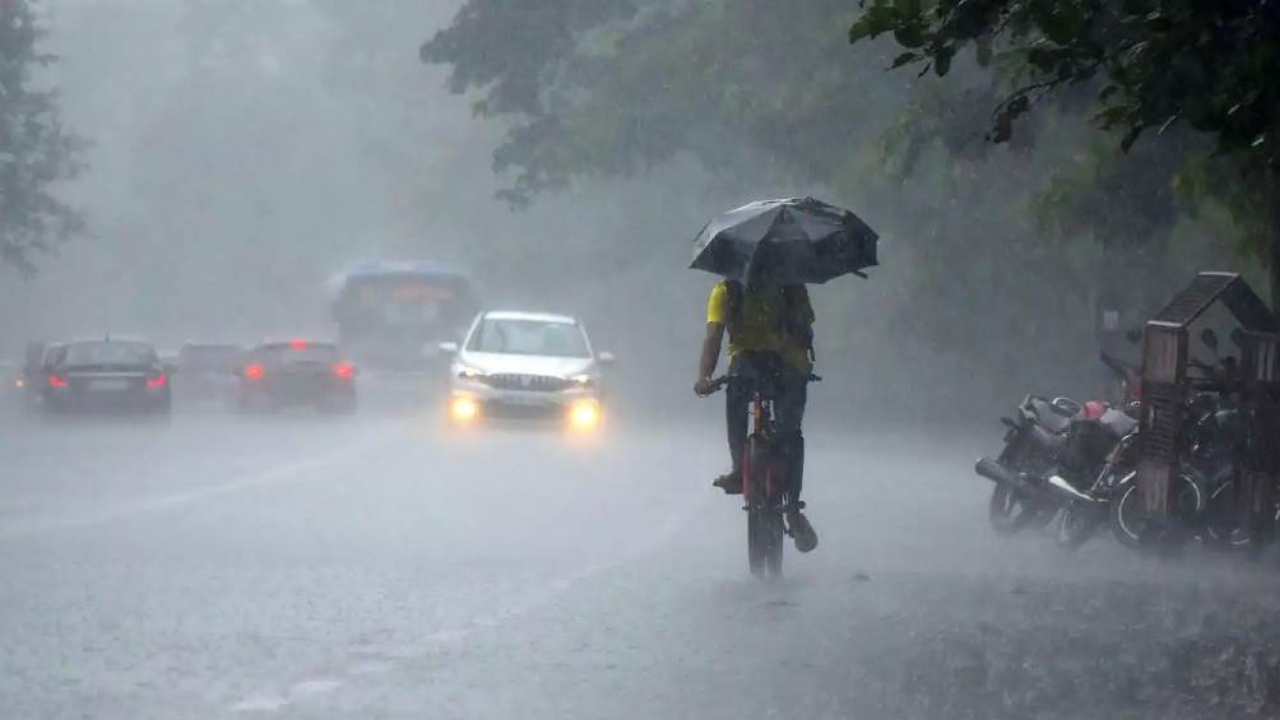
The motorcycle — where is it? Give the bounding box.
[1163,329,1279,550]
[977,354,1139,537]
[1064,330,1248,551]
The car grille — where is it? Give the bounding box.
[485,402,562,421]
[483,374,569,393]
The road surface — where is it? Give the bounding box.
[3,406,1280,720]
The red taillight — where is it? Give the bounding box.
[334,362,354,380]
[146,374,168,389]
[47,374,68,389]
[290,339,308,351]
[244,363,265,381]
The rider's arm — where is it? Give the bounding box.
[697,282,729,393]
[698,322,725,383]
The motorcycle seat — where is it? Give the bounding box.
[1025,396,1077,435]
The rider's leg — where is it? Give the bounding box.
[715,357,748,492]
[787,433,805,503]
[776,373,817,552]
[774,373,808,506]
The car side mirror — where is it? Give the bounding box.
[597,351,616,366]
[438,341,460,355]
[1200,328,1220,352]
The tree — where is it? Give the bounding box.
[0,0,84,274]
[419,0,1249,411]
[851,0,1280,306]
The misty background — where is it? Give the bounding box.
[0,0,1253,418]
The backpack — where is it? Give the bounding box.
[724,281,815,362]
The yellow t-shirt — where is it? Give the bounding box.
[706,281,814,372]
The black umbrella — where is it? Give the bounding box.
[689,197,878,285]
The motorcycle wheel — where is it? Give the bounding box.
[1204,479,1280,549]
[1056,502,1101,551]
[1111,472,1203,551]
[988,484,1049,535]
[1204,479,1250,548]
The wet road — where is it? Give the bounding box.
[4,406,1280,720]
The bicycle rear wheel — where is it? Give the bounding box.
[746,436,785,578]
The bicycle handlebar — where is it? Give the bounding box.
[700,372,823,396]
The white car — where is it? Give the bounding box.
[442,311,614,430]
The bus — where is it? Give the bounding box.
[327,261,478,371]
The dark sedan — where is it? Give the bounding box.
[40,338,172,417]
[236,340,357,414]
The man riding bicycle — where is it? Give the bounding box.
[695,279,818,553]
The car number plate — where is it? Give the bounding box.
[88,378,131,391]
[505,395,549,407]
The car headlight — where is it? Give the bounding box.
[568,398,602,431]
[449,393,480,423]
[457,366,486,380]
[569,374,594,388]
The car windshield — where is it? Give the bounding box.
[466,318,589,358]
[180,345,243,371]
[62,341,157,367]
[256,343,339,364]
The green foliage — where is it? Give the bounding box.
[851,0,1280,307]
[851,1,1280,168]
[0,1,85,274]
[421,0,1251,407]
[423,0,885,205]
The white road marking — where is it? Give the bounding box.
[290,678,345,696]
[0,431,401,541]
[348,660,396,676]
[228,696,290,713]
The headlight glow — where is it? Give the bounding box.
[449,393,480,423]
[569,374,593,387]
[568,398,602,431]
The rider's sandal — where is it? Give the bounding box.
[786,509,819,553]
[713,472,743,495]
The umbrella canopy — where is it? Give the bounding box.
[689,197,878,285]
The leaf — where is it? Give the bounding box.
[848,17,877,43]
[893,22,925,49]
[1094,104,1130,129]
[1120,124,1145,153]
[935,47,953,76]
[975,37,993,67]
[1040,5,1088,45]
[891,51,920,68]
[849,6,897,43]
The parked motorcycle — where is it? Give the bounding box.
[1062,330,1247,551]
[977,354,1139,537]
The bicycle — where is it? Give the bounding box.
[706,370,820,577]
